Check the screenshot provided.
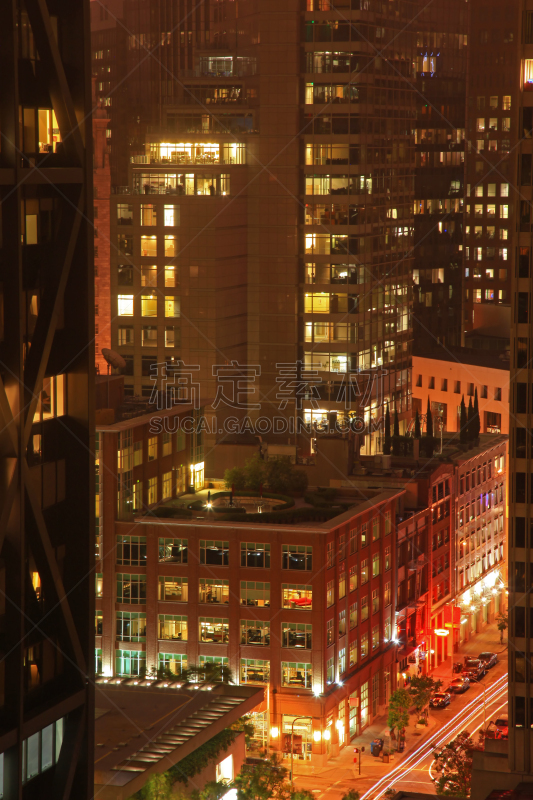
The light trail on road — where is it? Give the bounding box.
[359,673,508,800]
[426,698,508,784]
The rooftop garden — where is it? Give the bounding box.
[147,456,359,525]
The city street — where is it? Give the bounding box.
[293,641,508,800]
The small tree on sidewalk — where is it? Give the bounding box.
[496,612,508,644]
[432,731,474,797]
[409,675,442,719]
[387,688,411,744]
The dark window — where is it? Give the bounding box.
[118,234,133,256]
[118,265,133,286]
[116,536,147,566]
[524,106,533,138]
[515,696,526,728]
[241,542,270,568]
[200,540,229,566]
[515,606,526,637]
[519,248,530,278]
[516,473,526,503]
[515,654,526,682]
[525,12,533,44]
[282,545,312,571]
[521,154,532,185]
[516,428,527,458]
[518,293,529,324]
[514,561,526,593]
[517,338,528,368]
[141,355,156,377]
[515,517,526,548]
[158,538,188,563]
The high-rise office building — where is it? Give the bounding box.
[0,2,94,798]
[411,0,467,350]
[510,0,533,776]
[93,1,417,458]
[463,0,518,336]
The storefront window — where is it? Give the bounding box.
[282,715,312,761]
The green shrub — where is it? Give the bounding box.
[149,507,192,519]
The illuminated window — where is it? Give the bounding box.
[147,476,158,504]
[199,578,229,604]
[141,326,157,347]
[162,471,172,499]
[240,659,270,684]
[476,118,485,132]
[282,623,312,649]
[164,297,180,317]
[199,617,229,643]
[164,235,177,256]
[118,295,133,315]
[164,205,180,226]
[525,59,533,86]
[282,662,313,689]
[283,583,312,609]
[158,652,187,675]
[33,375,65,423]
[141,295,157,316]
[159,576,188,601]
[148,437,157,461]
[162,431,172,457]
[165,265,177,287]
[240,581,270,607]
[165,326,178,347]
[140,204,157,226]
[140,235,157,256]
[116,649,146,676]
[241,620,270,646]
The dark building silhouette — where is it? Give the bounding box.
[0,1,94,797]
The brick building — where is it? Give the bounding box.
[95,400,404,765]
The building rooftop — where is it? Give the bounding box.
[135,488,405,532]
[413,343,510,371]
[94,682,263,800]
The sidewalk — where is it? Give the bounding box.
[430,627,507,685]
[293,625,508,796]
[293,708,439,789]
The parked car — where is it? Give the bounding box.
[462,658,486,681]
[447,676,470,694]
[485,717,508,739]
[478,652,498,669]
[430,692,451,708]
